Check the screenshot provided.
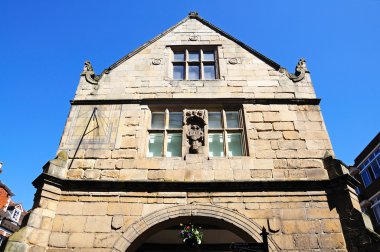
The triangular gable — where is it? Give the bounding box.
[103,12,281,74]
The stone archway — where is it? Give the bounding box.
[112,204,279,252]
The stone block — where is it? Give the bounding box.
[116,159,137,169]
[281,208,306,220]
[120,136,137,149]
[112,215,124,230]
[82,202,108,215]
[272,234,296,250]
[247,112,263,122]
[56,202,84,215]
[95,159,116,169]
[51,215,64,232]
[107,203,130,215]
[94,233,120,248]
[62,216,86,232]
[84,150,111,159]
[233,170,251,180]
[273,122,294,131]
[250,169,272,179]
[318,234,345,249]
[100,170,120,179]
[67,233,95,248]
[252,123,272,131]
[70,159,95,169]
[85,216,112,232]
[262,112,280,122]
[306,208,338,219]
[258,131,282,140]
[49,232,69,248]
[321,219,342,233]
[282,131,300,140]
[28,229,50,245]
[253,140,272,150]
[67,169,83,179]
[136,159,160,169]
[278,140,306,150]
[255,150,276,159]
[253,159,274,170]
[112,149,137,159]
[294,234,319,249]
[83,169,101,179]
[282,220,321,234]
[120,169,148,180]
[306,168,328,179]
[214,170,233,180]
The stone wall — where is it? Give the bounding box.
[59,103,332,182]
[44,191,345,251]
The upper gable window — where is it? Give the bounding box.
[11,209,21,222]
[172,48,218,80]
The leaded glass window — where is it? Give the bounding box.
[208,110,246,157]
[172,48,218,80]
[148,110,183,157]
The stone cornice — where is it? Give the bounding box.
[70,98,321,106]
[33,173,358,193]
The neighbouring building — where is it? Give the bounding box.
[5,12,380,251]
[0,181,27,249]
[350,132,380,234]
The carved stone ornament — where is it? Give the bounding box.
[81,60,100,85]
[152,59,161,65]
[279,58,308,82]
[184,110,207,154]
[228,58,240,65]
[189,35,199,41]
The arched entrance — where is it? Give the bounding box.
[112,204,279,252]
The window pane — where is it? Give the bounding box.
[208,133,224,157]
[169,112,182,128]
[371,160,380,179]
[226,111,239,128]
[203,51,215,61]
[174,52,185,61]
[204,64,215,80]
[208,112,222,128]
[373,204,380,224]
[189,65,200,80]
[189,51,200,61]
[151,112,164,129]
[148,133,163,157]
[227,133,243,156]
[173,65,185,80]
[361,170,372,187]
[167,133,182,157]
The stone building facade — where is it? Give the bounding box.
[5,12,379,251]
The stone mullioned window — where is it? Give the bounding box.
[147,109,246,158]
[172,47,218,80]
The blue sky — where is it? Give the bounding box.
[1,0,379,209]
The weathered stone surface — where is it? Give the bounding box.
[49,232,69,248]
[67,233,95,248]
[85,216,112,232]
[94,233,119,248]
[111,215,124,230]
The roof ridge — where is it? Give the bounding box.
[98,12,282,76]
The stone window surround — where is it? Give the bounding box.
[147,107,247,158]
[169,45,220,81]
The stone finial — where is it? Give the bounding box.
[184,110,207,154]
[188,11,199,18]
[279,58,308,82]
[0,162,2,173]
[81,60,100,84]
